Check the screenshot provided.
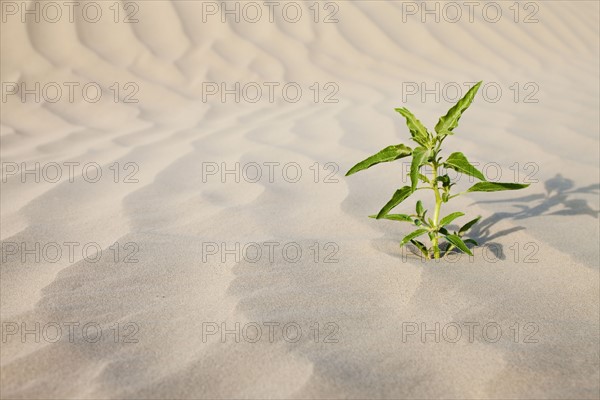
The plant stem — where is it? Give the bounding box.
[431,162,442,259]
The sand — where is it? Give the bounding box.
[1,1,599,398]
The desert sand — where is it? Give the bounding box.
[1,1,599,398]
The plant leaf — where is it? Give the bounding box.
[436,174,451,187]
[445,234,473,256]
[410,147,429,191]
[419,173,430,183]
[435,81,482,135]
[369,214,412,222]
[439,211,465,227]
[346,144,412,176]
[443,152,486,181]
[464,238,479,246]
[394,107,430,146]
[376,186,413,219]
[467,182,530,192]
[416,200,424,216]
[400,229,429,247]
[410,239,429,258]
[458,216,481,236]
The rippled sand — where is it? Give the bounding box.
[1,1,599,398]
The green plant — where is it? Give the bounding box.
[345,81,529,259]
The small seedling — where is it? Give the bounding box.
[346,81,529,259]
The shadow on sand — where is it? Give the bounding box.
[454,174,599,259]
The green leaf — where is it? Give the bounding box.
[445,234,473,256]
[394,107,430,146]
[464,238,479,246]
[346,144,412,176]
[458,216,481,236]
[415,216,432,227]
[410,239,429,258]
[400,229,429,247]
[435,81,482,135]
[369,214,412,222]
[439,227,449,235]
[443,152,486,181]
[436,174,451,187]
[410,147,429,191]
[418,173,430,183]
[467,182,530,193]
[416,200,424,216]
[376,186,413,219]
[439,211,465,227]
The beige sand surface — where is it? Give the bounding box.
[1,1,599,398]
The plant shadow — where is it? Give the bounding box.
[462,174,599,259]
[369,174,599,262]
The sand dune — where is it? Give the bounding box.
[1,1,599,398]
